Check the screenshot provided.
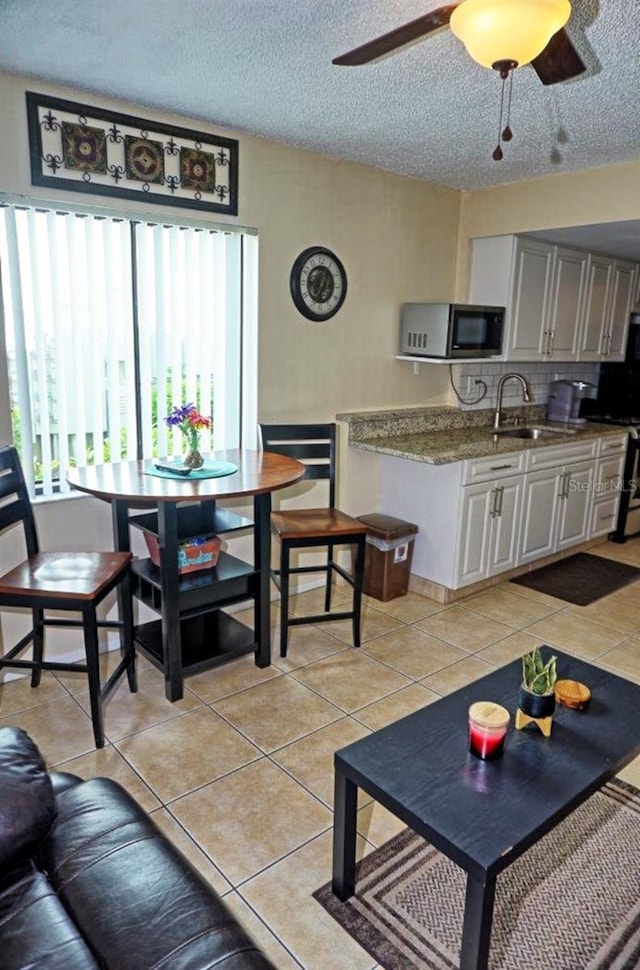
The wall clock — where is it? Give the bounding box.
[289,246,347,321]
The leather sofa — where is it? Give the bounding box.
[0,726,275,969]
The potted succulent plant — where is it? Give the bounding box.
[519,645,558,721]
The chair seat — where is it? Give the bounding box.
[0,552,133,600]
[270,508,368,541]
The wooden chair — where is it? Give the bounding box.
[259,423,367,657]
[0,445,136,747]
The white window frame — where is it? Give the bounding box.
[0,195,258,497]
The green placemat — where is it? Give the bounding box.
[146,460,238,480]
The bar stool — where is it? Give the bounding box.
[259,423,367,657]
[0,446,136,747]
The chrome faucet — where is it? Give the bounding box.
[493,373,533,431]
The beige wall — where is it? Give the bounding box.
[455,161,640,298]
[0,72,462,429]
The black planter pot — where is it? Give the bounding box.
[518,685,556,719]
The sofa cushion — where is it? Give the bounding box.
[0,865,99,970]
[0,726,56,871]
[41,777,275,969]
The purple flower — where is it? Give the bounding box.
[165,403,195,428]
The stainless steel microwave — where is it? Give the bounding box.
[399,303,505,359]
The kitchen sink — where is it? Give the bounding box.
[493,426,572,440]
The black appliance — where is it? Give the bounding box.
[585,317,640,541]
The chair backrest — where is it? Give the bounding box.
[259,423,337,509]
[0,446,39,557]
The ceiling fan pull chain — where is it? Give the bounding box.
[492,72,507,161]
[502,70,514,143]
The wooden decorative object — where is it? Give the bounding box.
[515,708,553,737]
[555,679,591,710]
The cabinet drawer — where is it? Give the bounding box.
[590,496,620,538]
[594,454,625,492]
[461,450,525,485]
[525,439,597,471]
[597,432,630,457]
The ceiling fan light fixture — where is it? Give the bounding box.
[450,0,571,70]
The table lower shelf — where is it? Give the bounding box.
[134,610,257,677]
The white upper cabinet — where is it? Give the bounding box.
[546,246,588,361]
[469,234,637,363]
[508,238,556,360]
[606,260,636,359]
[579,254,614,360]
[580,255,635,361]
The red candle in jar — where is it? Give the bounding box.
[468,702,510,760]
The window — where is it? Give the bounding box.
[0,203,257,497]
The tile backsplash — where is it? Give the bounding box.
[453,361,600,411]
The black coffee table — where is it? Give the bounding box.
[332,651,640,970]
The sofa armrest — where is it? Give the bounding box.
[41,777,275,970]
[50,770,82,797]
[0,727,56,871]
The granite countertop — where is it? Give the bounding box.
[336,406,627,466]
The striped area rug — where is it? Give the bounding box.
[314,778,640,970]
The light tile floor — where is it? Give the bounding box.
[2,537,640,969]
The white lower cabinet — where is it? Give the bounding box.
[519,467,559,563]
[520,458,595,562]
[590,495,620,538]
[455,475,522,586]
[520,438,599,564]
[589,448,626,538]
[376,433,625,593]
[557,461,595,548]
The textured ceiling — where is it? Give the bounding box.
[0,0,637,193]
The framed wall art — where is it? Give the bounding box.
[26,92,238,216]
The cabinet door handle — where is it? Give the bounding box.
[542,331,550,356]
[558,471,568,500]
[490,487,498,518]
[606,332,612,356]
[490,463,514,471]
[549,331,555,357]
[495,485,504,517]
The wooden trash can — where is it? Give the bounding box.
[356,513,418,601]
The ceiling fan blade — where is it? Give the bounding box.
[333,5,459,66]
[531,28,586,85]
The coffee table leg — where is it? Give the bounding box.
[460,872,496,970]
[331,767,358,900]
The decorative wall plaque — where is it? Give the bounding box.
[26,92,238,215]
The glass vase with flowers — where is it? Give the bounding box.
[165,403,212,469]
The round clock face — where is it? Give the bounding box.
[289,247,347,321]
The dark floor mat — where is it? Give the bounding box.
[511,552,640,606]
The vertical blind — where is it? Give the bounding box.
[0,204,255,497]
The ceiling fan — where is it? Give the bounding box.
[333,0,585,86]
[333,0,586,160]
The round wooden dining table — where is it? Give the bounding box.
[67,450,305,702]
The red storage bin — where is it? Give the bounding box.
[144,534,221,574]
